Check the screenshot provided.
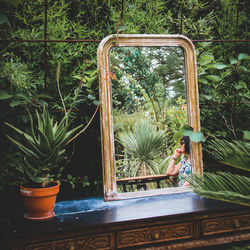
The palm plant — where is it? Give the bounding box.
[117,119,166,177]
[5,106,83,187]
[187,139,250,206]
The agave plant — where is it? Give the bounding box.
[117,119,166,177]
[187,139,250,206]
[5,106,83,187]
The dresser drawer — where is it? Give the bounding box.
[25,233,114,250]
[202,214,250,236]
[117,222,192,248]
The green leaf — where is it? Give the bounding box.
[203,95,212,100]
[10,99,21,107]
[0,90,12,100]
[0,13,10,25]
[198,78,208,84]
[234,81,247,90]
[15,92,32,101]
[182,130,193,136]
[87,94,95,100]
[229,57,238,65]
[243,131,250,140]
[5,122,35,143]
[37,128,52,153]
[205,75,221,82]
[190,132,206,143]
[117,25,128,32]
[210,63,227,69]
[182,124,193,131]
[238,53,250,60]
[5,134,41,160]
[172,131,183,141]
[199,54,214,66]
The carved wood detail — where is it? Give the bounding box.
[136,232,250,250]
[202,214,250,236]
[26,233,113,250]
[117,222,192,248]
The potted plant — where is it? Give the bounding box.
[5,106,84,220]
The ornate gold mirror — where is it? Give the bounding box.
[98,35,202,201]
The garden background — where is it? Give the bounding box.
[0,0,249,208]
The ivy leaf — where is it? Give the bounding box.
[190,132,206,143]
[0,90,12,100]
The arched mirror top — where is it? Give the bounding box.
[98,34,202,201]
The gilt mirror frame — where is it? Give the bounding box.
[97,34,203,201]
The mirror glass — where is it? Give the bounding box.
[98,35,202,201]
[110,46,187,192]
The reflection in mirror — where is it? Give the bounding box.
[110,46,188,192]
[98,35,202,201]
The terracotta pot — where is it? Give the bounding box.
[20,181,60,221]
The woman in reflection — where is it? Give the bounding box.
[166,136,191,187]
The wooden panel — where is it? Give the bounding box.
[117,222,192,248]
[25,233,113,250]
[202,214,250,236]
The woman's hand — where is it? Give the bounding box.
[173,148,182,159]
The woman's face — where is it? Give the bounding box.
[181,140,186,153]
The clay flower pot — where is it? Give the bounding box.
[20,181,60,221]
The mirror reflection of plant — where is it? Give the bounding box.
[111,47,188,159]
[116,120,166,178]
[110,47,186,126]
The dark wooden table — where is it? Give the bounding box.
[1,192,250,249]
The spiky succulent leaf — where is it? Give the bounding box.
[27,109,39,144]
[5,134,42,160]
[37,127,52,154]
[24,166,48,186]
[6,107,84,186]
[5,122,35,144]
[60,123,84,147]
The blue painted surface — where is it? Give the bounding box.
[54,193,194,216]
[54,192,211,218]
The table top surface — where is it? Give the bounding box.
[2,192,249,239]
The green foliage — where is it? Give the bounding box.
[188,171,250,206]
[206,139,250,172]
[187,139,250,206]
[0,0,249,198]
[197,50,250,140]
[182,124,206,143]
[5,106,83,187]
[117,120,166,177]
